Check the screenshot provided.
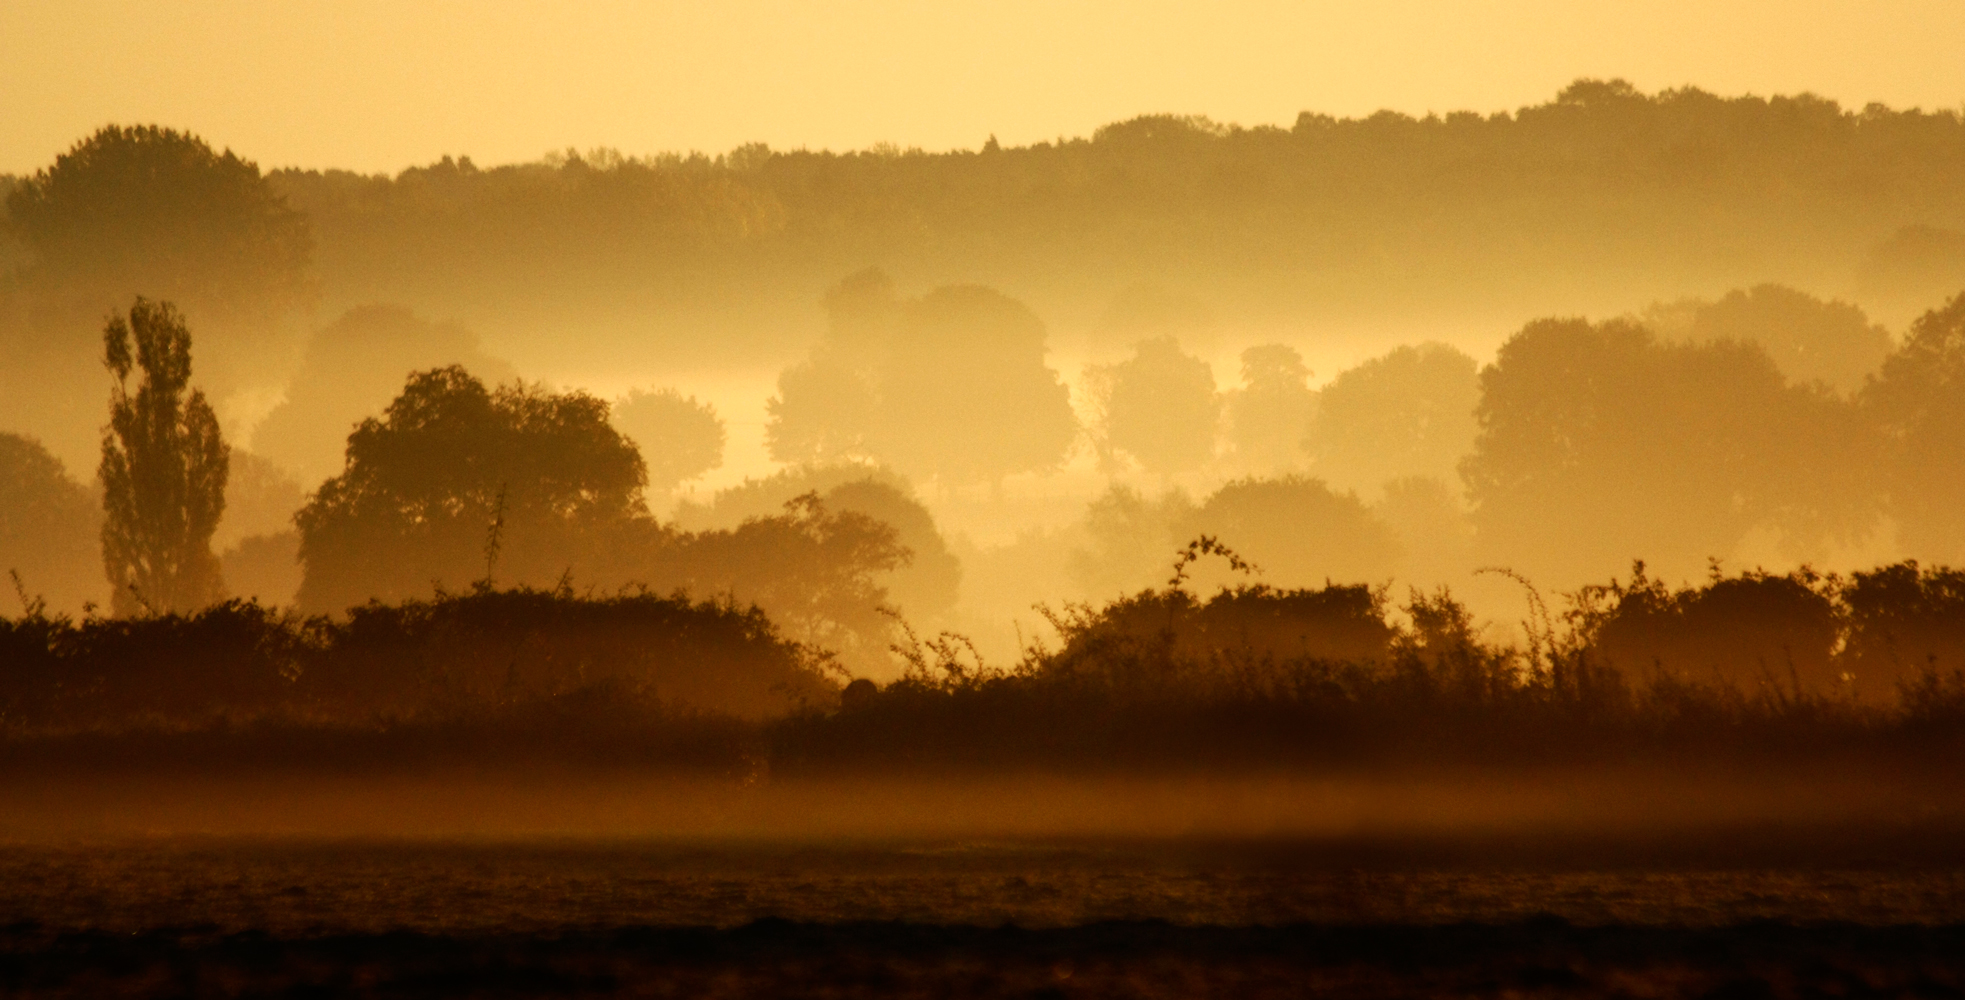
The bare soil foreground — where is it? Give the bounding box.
[2,836,1964,998]
[7,919,1965,999]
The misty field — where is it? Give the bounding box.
[3,839,1964,998]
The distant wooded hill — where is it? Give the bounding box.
[242,79,1965,363]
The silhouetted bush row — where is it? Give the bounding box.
[5,561,1965,773]
[0,585,837,735]
[775,562,1965,773]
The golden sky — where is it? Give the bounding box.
[4,0,1964,175]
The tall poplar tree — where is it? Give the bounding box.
[99,298,227,614]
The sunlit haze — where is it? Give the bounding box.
[5,0,1965,173]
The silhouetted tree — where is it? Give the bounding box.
[217,449,307,551]
[6,126,311,323]
[1180,476,1401,591]
[1864,291,1965,562]
[1571,563,1841,695]
[1088,335,1219,475]
[872,285,1078,483]
[763,270,896,465]
[0,433,101,613]
[768,272,1077,484]
[1841,560,1965,698]
[1068,485,1198,597]
[1307,342,1477,496]
[1223,343,1316,474]
[99,299,228,615]
[1643,284,1892,394]
[764,358,877,464]
[250,305,518,481]
[295,366,646,612]
[673,465,959,622]
[1463,318,1877,586]
[613,388,725,497]
[672,494,910,670]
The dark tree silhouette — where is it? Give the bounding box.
[1088,335,1219,475]
[295,366,646,612]
[1841,561,1965,697]
[673,465,960,622]
[0,433,101,613]
[613,388,725,496]
[1223,343,1317,474]
[672,494,910,671]
[1307,342,1477,495]
[1864,291,1965,562]
[1572,563,1841,694]
[99,299,228,615]
[5,126,311,325]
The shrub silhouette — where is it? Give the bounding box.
[0,585,833,735]
[1841,561,1965,699]
[1568,563,1841,697]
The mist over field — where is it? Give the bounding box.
[6,55,1965,995]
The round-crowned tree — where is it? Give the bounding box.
[613,388,726,497]
[6,125,311,379]
[295,366,647,612]
[767,272,1078,485]
[0,433,102,614]
[1306,342,1477,497]
[4,126,313,468]
[1224,343,1316,474]
[1088,335,1220,476]
[1865,291,1965,563]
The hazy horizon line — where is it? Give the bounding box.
[8,77,1963,180]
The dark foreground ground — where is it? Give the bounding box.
[8,918,1965,999]
[2,837,1964,998]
